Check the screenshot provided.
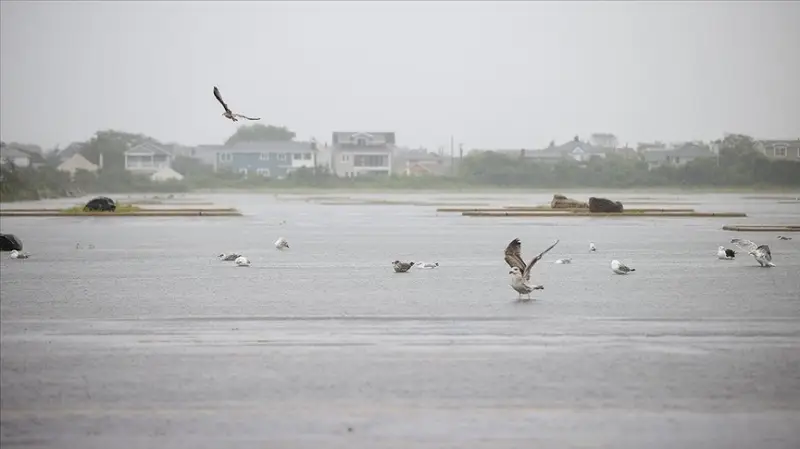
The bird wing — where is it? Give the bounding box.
[618,263,632,272]
[213,86,232,114]
[756,245,772,261]
[233,113,260,121]
[730,238,759,254]
[504,238,527,273]
[522,239,559,279]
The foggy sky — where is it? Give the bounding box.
[1,1,798,151]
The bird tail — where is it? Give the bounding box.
[629,268,636,272]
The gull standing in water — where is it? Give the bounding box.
[504,238,559,301]
[730,238,776,267]
[234,256,251,267]
[274,237,290,250]
[610,260,635,275]
[554,257,572,264]
[589,242,597,252]
[717,246,736,260]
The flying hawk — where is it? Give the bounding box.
[213,86,260,122]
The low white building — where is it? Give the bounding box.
[150,167,185,182]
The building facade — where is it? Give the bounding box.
[331,132,395,177]
[212,141,317,178]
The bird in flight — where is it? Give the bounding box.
[213,86,260,122]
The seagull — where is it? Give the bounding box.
[504,238,559,301]
[416,262,439,269]
[9,250,30,259]
[610,260,635,275]
[213,86,260,122]
[730,238,776,267]
[777,236,792,241]
[392,260,415,273]
[554,257,572,264]
[218,253,242,261]
[717,246,736,260]
[234,256,251,267]
[274,237,290,250]
[589,242,597,252]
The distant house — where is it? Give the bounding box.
[393,148,453,176]
[124,142,174,174]
[57,153,99,177]
[212,141,317,178]
[0,143,46,168]
[755,139,800,160]
[499,137,612,164]
[331,132,395,177]
[642,143,714,170]
[0,146,32,168]
[150,167,185,182]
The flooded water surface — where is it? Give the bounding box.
[2,191,800,448]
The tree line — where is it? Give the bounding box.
[2,129,798,202]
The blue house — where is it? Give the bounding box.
[212,141,317,178]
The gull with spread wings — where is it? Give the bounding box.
[730,238,775,267]
[213,86,261,122]
[504,238,559,301]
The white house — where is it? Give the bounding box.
[57,153,99,177]
[150,167,185,182]
[330,131,395,177]
[124,142,174,174]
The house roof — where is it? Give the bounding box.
[760,139,800,150]
[0,147,30,160]
[332,131,396,145]
[58,153,99,171]
[125,142,172,156]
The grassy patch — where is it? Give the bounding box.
[59,203,142,215]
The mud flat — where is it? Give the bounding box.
[459,210,747,218]
[437,207,698,213]
[722,225,799,232]
[0,208,242,217]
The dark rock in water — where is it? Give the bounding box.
[551,194,589,209]
[589,197,624,213]
[0,233,23,251]
[84,196,117,212]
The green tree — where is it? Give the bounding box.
[79,130,162,172]
[224,124,296,146]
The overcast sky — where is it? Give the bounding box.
[1,1,797,151]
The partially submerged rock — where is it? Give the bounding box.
[0,233,23,251]
[589,197,624,213]
[551,194,588,209]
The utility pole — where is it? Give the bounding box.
[450,135,454,176]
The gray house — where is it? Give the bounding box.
[211,141,317,178]
[642,143,714,170]
[755,139,800,160]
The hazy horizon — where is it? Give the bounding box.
[1,1,798,151]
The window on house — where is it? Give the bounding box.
[277,153,286,161]
[259,152,269,161]
[775,146,787,157]
[220,152,232,162]
[256,168,271,177]
[357,138,366,146]
[293,153,301,160]
[303,153,312,160]
[341,154,350,162]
